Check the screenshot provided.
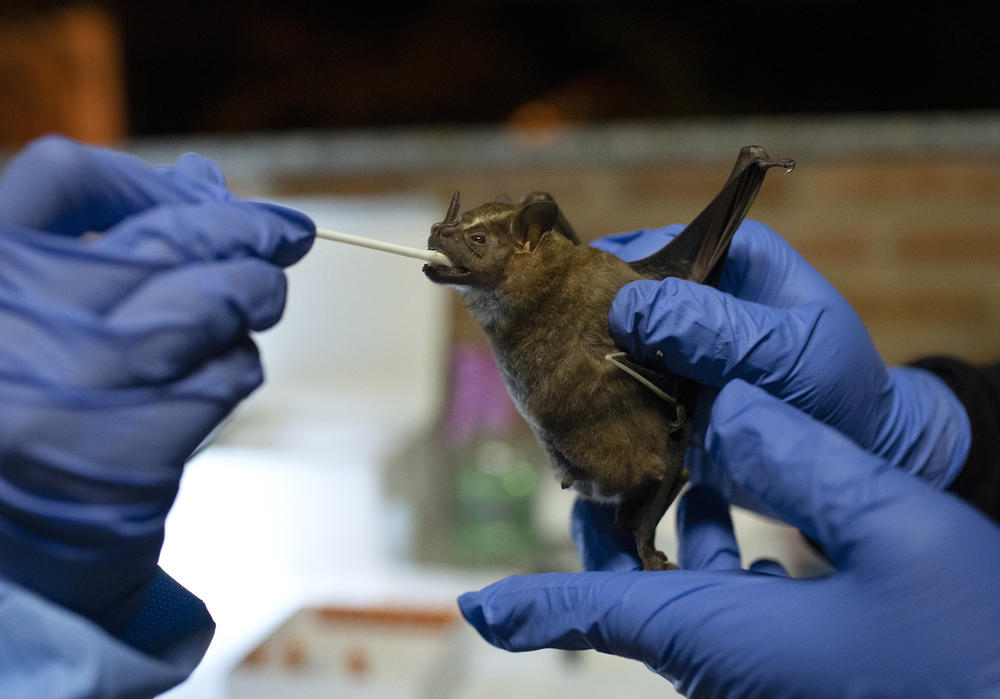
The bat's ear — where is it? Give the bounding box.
[445,191,462,223]
[513,200,559,252]
[519,191,581,244]
[519,191,555,205]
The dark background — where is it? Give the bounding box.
[5,1,998,137]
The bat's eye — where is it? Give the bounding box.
[470,233,487,245]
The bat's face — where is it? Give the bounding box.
[424,195,517,289]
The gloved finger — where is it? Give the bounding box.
[748,559,789,577]
[589,224,685,260]
[458,571,671,657]
[705,380,896,566]
[571,499,641,572]
[0,201,312,314]
[112,338,266,464]
[458,568,771,675]
[0,253,280,390]
[102,258,287,385]
[0,135,233,235]
[609,275,818,390]
[0,335,262,635]
[97,200,315,269]
[170,151,228,187]
[677,485,742,571]
[246,202,316,266]
[1,338,264,469]
[683,437,788,525]
[685,401,792,524]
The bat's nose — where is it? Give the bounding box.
[430,223,457,239]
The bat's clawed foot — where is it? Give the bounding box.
[740,145,796,174]
[767,158,796,174]
[618,471,688,572]
[640,548,677,571]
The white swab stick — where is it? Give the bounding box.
[316,228,454,267]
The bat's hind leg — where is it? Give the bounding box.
[617,468,688,571]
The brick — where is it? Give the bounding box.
[271,173,414,195]
[897,228,1000,263]
[872,325,1000,366]
[0,7,124,147]
[622,165,732,201]
[806,159,1000,202]
[847,288,990,325]
[789,233,872,265]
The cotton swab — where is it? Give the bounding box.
[316,228,454,267]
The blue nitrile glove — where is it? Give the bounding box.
[459,381,1000,698]
[593,221,971,506]
[0,136,314,636]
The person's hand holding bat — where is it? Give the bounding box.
[595,219,971,508]
[459,382,1000,698]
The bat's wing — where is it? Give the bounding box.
[628,146,794,284]
[520,191,581,244]
[605,351,687,427]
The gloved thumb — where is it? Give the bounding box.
[609,276,816,392]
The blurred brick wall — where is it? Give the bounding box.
[0,6,125,149]
[270,153,1000,367]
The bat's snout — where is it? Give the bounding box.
[423,259,471,285]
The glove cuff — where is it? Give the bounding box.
[119,567,215,663]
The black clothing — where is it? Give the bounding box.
[912,357,1000,526]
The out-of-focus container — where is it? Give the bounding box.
[229,604,465,699]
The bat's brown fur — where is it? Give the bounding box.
[424,147,792,570]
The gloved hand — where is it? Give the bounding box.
[593,221,971,505]
[0,135,314,635]
[459,381,1000,698]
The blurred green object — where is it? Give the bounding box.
[452,438,541,565]
[440,344,545,567]
[383,343,549,569]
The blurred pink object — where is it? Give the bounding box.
[442,344,517,443]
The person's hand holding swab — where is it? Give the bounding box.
[0,135,313,641]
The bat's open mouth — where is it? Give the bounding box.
[423,262,471,284]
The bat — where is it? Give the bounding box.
[423,146,794,570]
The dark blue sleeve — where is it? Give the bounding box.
[0,567,214,697]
